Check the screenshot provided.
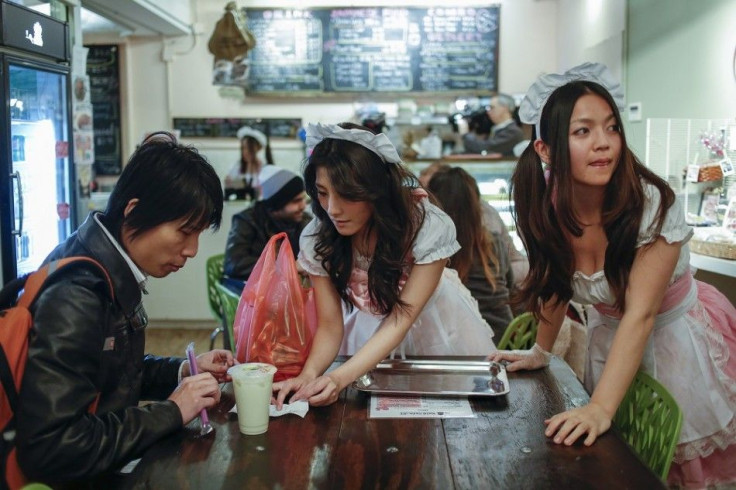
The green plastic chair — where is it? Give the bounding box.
[613,370,683,481]
[206,254,225,349]
[496,312,538,350]
[215,282,240,352]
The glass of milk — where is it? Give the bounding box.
[228,363,277,435]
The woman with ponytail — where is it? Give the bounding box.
[490,63,736,488]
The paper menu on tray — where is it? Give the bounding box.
[368,396,475,419]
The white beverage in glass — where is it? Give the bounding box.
[228,363,277,435]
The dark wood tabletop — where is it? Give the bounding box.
[93,356,665,490]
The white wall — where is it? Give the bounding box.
[625,0,736,158]
[557,0,625,80]
[151,0,193,26]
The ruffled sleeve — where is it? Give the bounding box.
[297,217,329,276]
[413,199,461,264]
[637,183,693,247]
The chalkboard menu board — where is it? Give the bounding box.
[172,118,302,139]
[86,45,122,175]
[244,7,499,95]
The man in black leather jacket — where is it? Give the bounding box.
[223,166,310,294]
[14,133,236,485]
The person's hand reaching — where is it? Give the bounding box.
[181,349,237,383]
[487,343,551,371]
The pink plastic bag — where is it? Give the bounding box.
[233,232,317,382]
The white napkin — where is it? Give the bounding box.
[229,400,310,418]
[270,400,309,418]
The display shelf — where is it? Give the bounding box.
[690,252,736,278]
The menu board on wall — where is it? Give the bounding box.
[243,7,499,95]
[172,118,302,139]
[85,44,122,175]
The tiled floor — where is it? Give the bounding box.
[145,326,223,358]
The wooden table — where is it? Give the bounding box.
[94,357,664,489]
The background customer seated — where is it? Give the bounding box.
[223,166,310,294]
[428,166,514,337]
[419,161,529,287]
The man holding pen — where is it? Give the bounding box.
[13,133,236,486]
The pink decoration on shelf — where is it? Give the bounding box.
[699,130,726,158]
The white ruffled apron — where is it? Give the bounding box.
[339,266,495,357]
[585,272,736,462]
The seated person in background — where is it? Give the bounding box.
[480,201,530,288]
[15,133,235,486]
[419,161,529,287]
[427,166,514,338]
[223,166,310,294]
[224,126,273,201]
[273,123,495,409]
[462,94,525,157]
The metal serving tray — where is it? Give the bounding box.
[352,359,509,397]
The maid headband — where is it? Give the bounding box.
[518,62,625,139]
[305,123,402,164]
[236,126,267,147]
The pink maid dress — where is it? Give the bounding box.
[572,184,736,489]
[298,195,496,357]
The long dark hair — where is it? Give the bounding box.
[428,166,499,289]
[239,135,273,174]
[512,81,674,316]
[104,132,223,240]
[303,123,425,315]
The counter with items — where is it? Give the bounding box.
[689,227,736,278]
[645,118,736,279]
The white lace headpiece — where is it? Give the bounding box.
[305,123,402,164]
[519,62,625,140]
[236,126,267,147]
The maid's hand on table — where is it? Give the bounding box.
[487,343,551,371]
[544,402,612,446]
[272,373,313,410]
[290,374,341,407]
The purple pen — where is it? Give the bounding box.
[186,342,214,435]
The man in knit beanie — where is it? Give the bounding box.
[223,166,310,294]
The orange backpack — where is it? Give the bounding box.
[0,257,113,490]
